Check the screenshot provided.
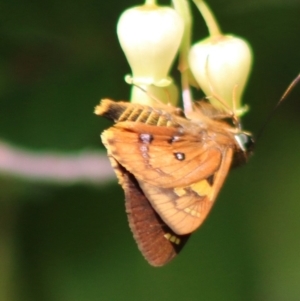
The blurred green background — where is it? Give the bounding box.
[1,0,300,300]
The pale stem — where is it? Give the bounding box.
[172,0,194,114]
[192,0,222,37]
[0,140,115,185]
[172,0,192,72]
[181,72,194,114]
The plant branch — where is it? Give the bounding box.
[0,140,115,185]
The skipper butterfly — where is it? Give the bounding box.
[95,98,253,266]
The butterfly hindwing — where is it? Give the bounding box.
[108,155,190,266]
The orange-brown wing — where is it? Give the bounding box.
[108,156,190,266]
[101,122,223,189]
[102,121,234,235]
[138,147,233,235]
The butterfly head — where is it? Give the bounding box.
[235,131,254,153]
[232,131,254,167]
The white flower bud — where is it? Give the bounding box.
[117,3,184,87]
[189,35,252,114]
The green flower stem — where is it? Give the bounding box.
[145,0,157,5]
[192,0,222,37]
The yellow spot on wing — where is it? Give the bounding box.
[164,233,181,245]
[190,178,213,199]
[184,207,201,217]
[174,187,187,197]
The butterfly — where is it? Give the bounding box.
[95,98,254,266]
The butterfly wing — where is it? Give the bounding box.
[102,122,234,235]
[108,155,190,266]
[102,122,223,188]
[138,147,233,234]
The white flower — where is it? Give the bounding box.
[117,3,184,88]
[189,35,252,114]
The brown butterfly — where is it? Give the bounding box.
[95,98,254,266]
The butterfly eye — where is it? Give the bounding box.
[234,132,254,153]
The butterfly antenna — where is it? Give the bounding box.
[256,73,300,140]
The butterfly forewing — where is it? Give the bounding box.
[102,123,225,188]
